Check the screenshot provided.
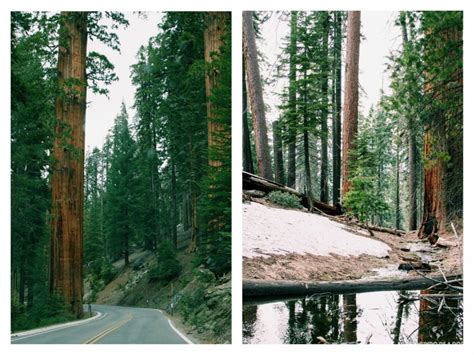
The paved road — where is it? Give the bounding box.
[11,304,190,344]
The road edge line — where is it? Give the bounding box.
[155,309,194,344]
[11,311,104,341]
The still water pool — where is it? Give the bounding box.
[243,289,462,344]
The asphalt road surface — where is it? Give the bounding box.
[11,304,190,344]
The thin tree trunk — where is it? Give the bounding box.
[320,12,329,204]
[242,61,255,174]
[302,58,313,209]
[124,220,129,266]
[395,141,401,230]
[400,12,418,231]
[50,12,87,318]
[332,11,342,205]
[171,159,178,250]
[287,11,298,188]
[341,11,361,198]
[272,121,285,184]
[242,11,273,180]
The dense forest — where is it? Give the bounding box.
[11,11,231,342]
[243,10,463,234]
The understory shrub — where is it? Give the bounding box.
[267,191,302,209]
[149,240,181,283]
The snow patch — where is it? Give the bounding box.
[243,202,390,259]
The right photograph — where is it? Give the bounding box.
[242,10,463,344]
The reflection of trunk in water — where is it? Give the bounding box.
[242,305,258,340]
[343,294,358,343]
[286,301,296,343]
[392,292,406,344]
[331,295,340,341]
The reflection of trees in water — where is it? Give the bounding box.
[391,288,463,344]
[244,288,462,344]
[284,294,344,344]
[242,305,258,342]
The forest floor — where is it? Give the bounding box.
[243,199,462,282]
[94,249,231,344]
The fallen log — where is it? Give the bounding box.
[334,216,405,236]
[243,274,462,299]
[243,171,342,216]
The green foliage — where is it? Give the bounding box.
[12,293,75,332]
[11,11,128,326]
[11,11,54,324]
[343,172,389,224]
[268,191,302,209]
[104,103,136,262]
[343,109,391,225]
[149,240,181,283]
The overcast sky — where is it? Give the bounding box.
[85,12,163,152]
[86,12,402,152]
[258,11,402,124]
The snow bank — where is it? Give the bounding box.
[243,202,390,259]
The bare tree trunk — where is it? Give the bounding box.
[341,11,361,198]
[242,61,255,174]
[242,11,272,180]
[302,59,313,209]
[395,141,401,230]
[272,121,285,184]
[287,11,298,188]
[332,11,342,205]
[320,12,329,204]
[50,12,87,318]
[171,159,178,250]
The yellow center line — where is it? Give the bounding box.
[83,313,133,344]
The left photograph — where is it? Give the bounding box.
[11,11,231,344]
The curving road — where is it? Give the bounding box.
[11,304,191,344]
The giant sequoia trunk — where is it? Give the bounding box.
[341,11,361,198]
[205,12,227,168]
[419,17,462,238]
[419,131,445,238]
[242,11,272,180]
[50,12,87,318]
[203,12,230,254]
[287,11,298,189]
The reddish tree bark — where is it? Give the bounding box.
[50,12,87,318]
[341,11,361,198]
[205,12,228,168]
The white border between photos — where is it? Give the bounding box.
[0,1,472,355]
